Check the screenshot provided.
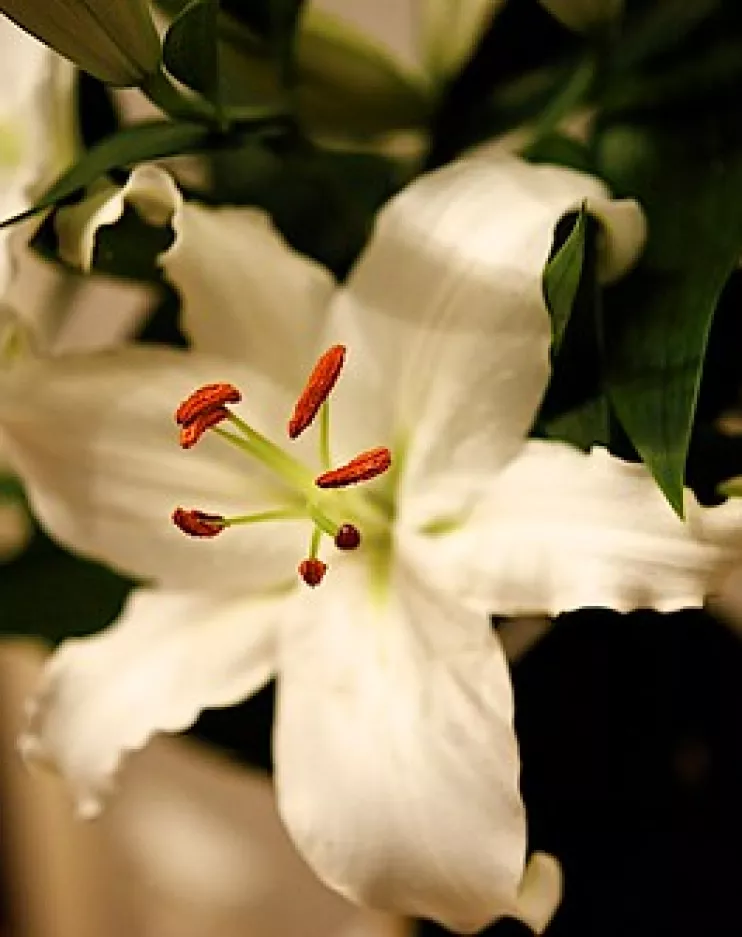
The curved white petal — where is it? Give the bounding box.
[325,153,646,506]
[0,346,310,591]
[408,441,742,617]
[0,495,31,560]
[21,586,286,818]
[56,165,336,386]
[274,559,553,932]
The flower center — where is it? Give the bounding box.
[171,345,393,587]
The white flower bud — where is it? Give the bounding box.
[0,0,160,86]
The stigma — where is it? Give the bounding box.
[171,346,391,586]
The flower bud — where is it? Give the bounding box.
[0,0,161,86]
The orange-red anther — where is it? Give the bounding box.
[179,407,229,449]
[298,557,328,587]
[172,507,225,538]
[335,523,361,550]
[175,383,241,425]
[315,447,391,489]
[288,344,346,439]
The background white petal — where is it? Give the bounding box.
[274,560,540,933]
[0,347,310,592]
[421,0,504,82]
[324,153,645,510]
[21,586,286,818]
[408,441,742,616]
[56,165,336,387]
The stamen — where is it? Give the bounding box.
[172,507,225,538]
[315,447,392,489]
[298,557,327,587]
[176,383,241,425]
[288,345,346,439]
[179,407,229,449]
[335,523,361,551]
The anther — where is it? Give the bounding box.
[315,447,392,489]
[298,557,327,587]
[288,344,346,439]
[179,407,230,449]
[176,383,241,425]
[172,507,225,538]
[335,523,361,551]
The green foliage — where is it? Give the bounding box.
[536,210,612,449]
[163,0,221,102]
[595,111,742,516]
[543,205,588,357]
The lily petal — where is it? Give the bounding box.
[409,441,742,617]
[324,153,646,500]
[21,586,284,817]
[0,346,308,591]
[56,165,336,387]
[274,560,554,932]
[421,0,504,82]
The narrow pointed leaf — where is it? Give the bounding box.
[597,117,742,516]
[543,205,587,357]
[0,121,214,230]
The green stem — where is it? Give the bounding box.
[140,67,220,125]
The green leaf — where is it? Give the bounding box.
[163,0,221,101]
[543,205,587,357]
[596,116,742,516]
[536,211,612,449]
[0,121,215,231]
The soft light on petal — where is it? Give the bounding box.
[0,494,31,559]
[56,165,336,387]
[325,152,646,502]
[274,560,554,932]
[421,0,504,82]
[21,586,285,818]
[409,441,742,617]
[0,347,308,592]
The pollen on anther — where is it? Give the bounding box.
[335,523,361,551]
[176,383,241,425]
[172,507,225,538]
[315,446,391,489]
[288,344,346,439]
[298,557,327,587]
[179,407,230,449]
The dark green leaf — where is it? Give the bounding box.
[596,114,742,516]
[163,0,221,101]
[543,206,588,357]
[0,121,215,231]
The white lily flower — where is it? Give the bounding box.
[4,149,736,930]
